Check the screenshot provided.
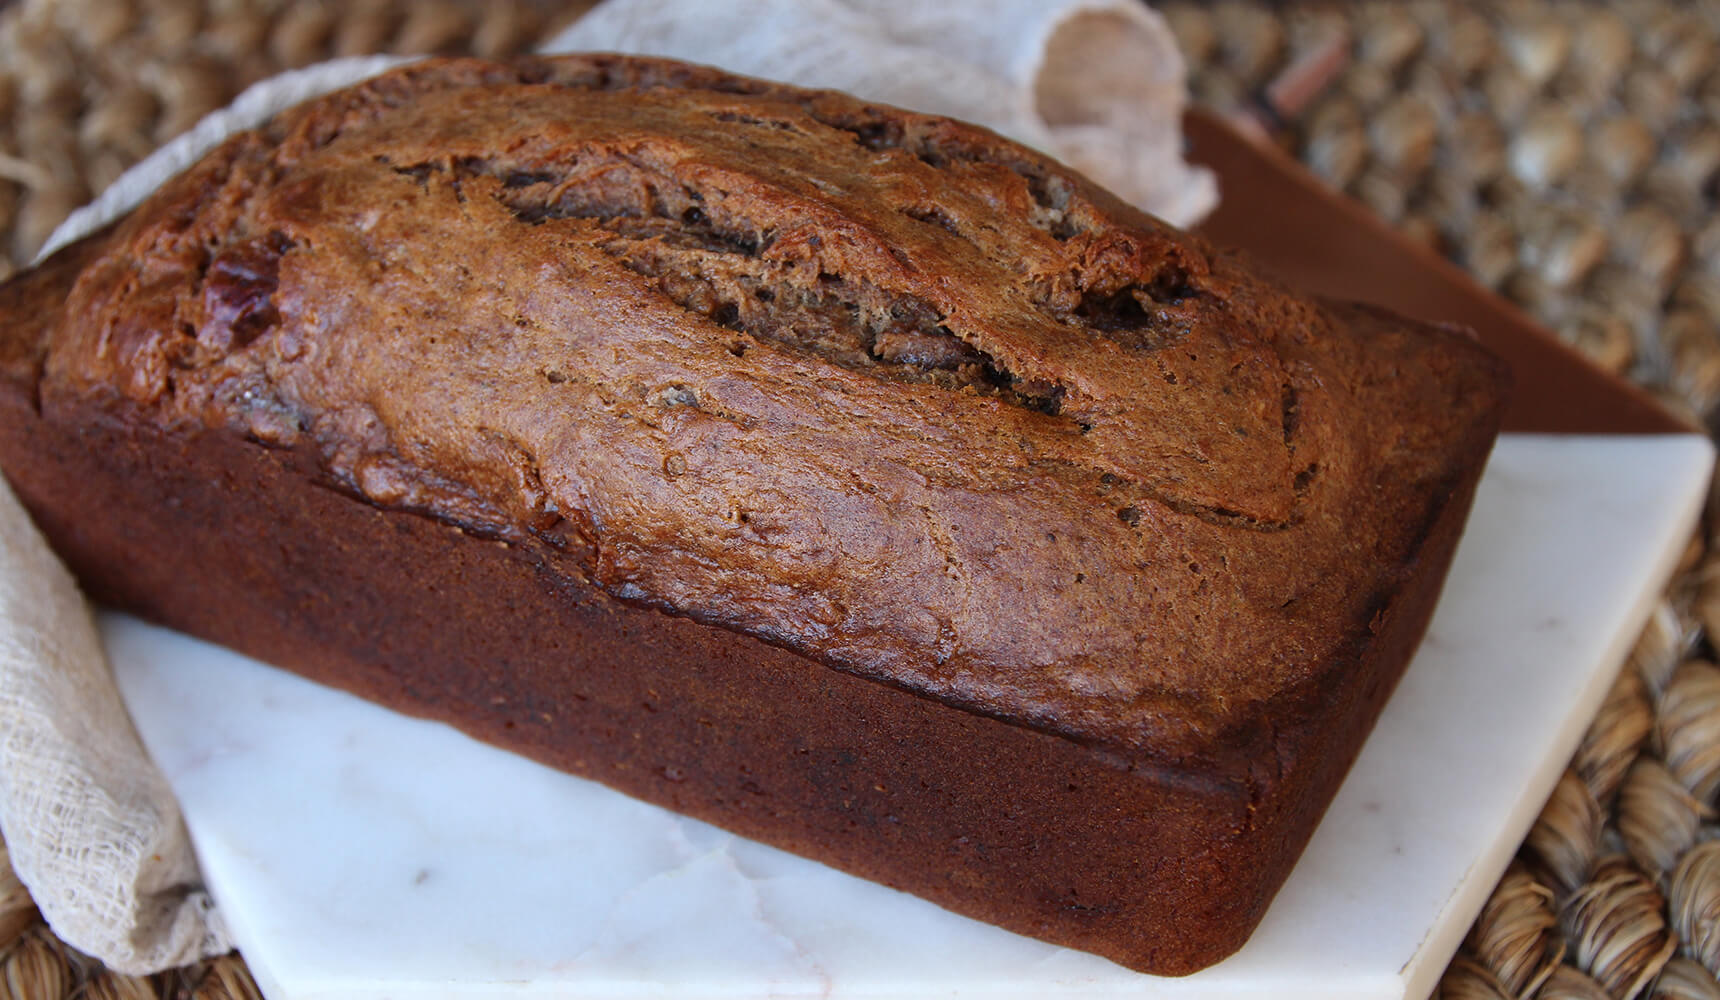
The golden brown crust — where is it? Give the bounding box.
[30,54,1508,762]
[0,54,1509,974]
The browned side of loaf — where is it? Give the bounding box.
[0,375,1482,974]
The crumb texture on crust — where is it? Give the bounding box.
[29,55,1508,758]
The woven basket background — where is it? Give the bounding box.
[0,1,1717,997]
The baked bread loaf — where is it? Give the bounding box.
[0,55,1509,974]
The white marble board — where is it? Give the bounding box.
[110,433,1713,1000]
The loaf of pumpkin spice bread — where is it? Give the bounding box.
[0,54,1509,974]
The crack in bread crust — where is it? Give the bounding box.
[380,140,1298,530]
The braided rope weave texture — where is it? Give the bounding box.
[1175,4,1720,997]
[0,0,1715,997]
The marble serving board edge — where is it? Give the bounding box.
[1400,442,1712,997]
[1394,433,1714,997]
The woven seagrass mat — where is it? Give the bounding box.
[0,0,1716,997]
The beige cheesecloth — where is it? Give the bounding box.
[5,0,1214,974]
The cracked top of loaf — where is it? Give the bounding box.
[10,55,1508,762]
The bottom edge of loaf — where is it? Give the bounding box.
[0,386,1489,976]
